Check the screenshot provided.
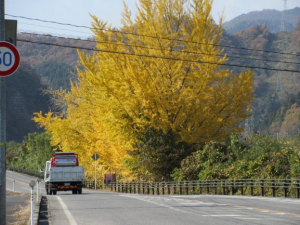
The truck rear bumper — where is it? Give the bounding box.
[46,182,83,192]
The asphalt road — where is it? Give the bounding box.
[48,189,300,225]
[6,170,44,194]
[6,172,300,225]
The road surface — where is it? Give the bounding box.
[7,171,300,225]
[6,170,44,194]
[48,189,300,224]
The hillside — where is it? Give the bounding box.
[6,63,50,142]
[223,7,300,34]
[17,33,94,89]
[226,22,300,137]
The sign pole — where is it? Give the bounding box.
[0,1,6,225]
[29,181,36,225]
[92,153,99,190]
[94,154,96,190]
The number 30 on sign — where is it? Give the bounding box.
[0,41,20,77]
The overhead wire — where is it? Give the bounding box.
[17,38,300,73]
[6,14,300,57]
[18,32,300,66]
[18,22,92,35]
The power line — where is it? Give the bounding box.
[18,22,92,35]
[7,13,300,57]
[19,32,300,66]
[17,38,300,73]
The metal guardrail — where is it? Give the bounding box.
[8,166,43,179]
[106,179,300,198]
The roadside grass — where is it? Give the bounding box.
[6,191,36,225]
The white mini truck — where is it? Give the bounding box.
[44,152,85,195]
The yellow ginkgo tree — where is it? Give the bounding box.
[34,0,254,180]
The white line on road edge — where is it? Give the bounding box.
[56,196,78,225]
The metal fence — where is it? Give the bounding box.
[107,179,300,198]
[82,180,106,189]
[8,167,300,199]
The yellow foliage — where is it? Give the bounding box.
[33,0,253,180]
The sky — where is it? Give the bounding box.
[5,0,300,39]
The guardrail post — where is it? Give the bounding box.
[152,183,155,195]
[157,183,160,195]
[231,180,235,195]
[240,180,244,195]
[222,180,226,195]
[284,180,288,198]
[167,183,170,195]
[192,181,196,194]
[199,180,202,195]
[185,181,189,195]
[296,181,300,199]
[260,180,264,197]
[272,180,276,197]
[162,182,165,195]
[173,183,176,195]
[142,183,145,194]
[179,182,183,195]
[250,180,254,196]
[206,181,210,194]
[147,183,150,195]
[214,180,217,195]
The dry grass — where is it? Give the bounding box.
[6,191,36,225]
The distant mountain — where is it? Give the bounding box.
[223,7,300,34]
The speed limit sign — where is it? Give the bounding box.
[0,41,20,77]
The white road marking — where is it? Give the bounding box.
[202,215,242,217]
[56,196,78,225]
[179,202,215,205]
[237,218,261,220]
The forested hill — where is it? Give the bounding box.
[17,33,95,90]
[7,63,50,142]
[223,7,300,34]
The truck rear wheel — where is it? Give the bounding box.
[78,189,82,194]
[72,189,77,194]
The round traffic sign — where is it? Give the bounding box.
[0,41,20,77]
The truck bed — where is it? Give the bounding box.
[45,166,85,182]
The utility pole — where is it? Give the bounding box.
[0,0,6,224]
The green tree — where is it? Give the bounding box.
[6,132,54,171]
[127,128,196,181]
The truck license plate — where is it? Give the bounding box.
[64,183,70,186]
